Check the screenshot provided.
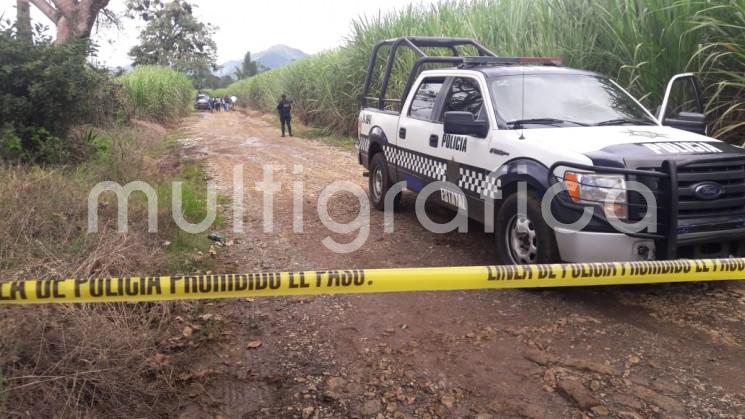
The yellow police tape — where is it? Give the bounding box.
[2,258,745,305]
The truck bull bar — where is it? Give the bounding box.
[549,157,745,260]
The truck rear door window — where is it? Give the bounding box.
[408,78,445,121]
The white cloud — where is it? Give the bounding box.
[0,0,440,67]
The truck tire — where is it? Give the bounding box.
[369,152,400,211]
[495,191,560,265]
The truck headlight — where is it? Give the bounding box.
[563,172,628,220]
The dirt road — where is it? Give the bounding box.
[175,110,745,418]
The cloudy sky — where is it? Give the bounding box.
[0,0,439,67]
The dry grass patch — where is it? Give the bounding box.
[0,123,219,417]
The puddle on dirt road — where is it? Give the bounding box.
[177,138,210,158]
[241,137,265,147]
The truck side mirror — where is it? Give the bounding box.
[658,73,708,135]
[444,111,489,138]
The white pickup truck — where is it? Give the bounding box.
[356,37,745,265]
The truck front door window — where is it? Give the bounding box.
[442,77,485,121]
[664,77,702,117]
[490,74,656,128]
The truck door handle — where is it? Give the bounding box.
[399,127,406,139]
[429,134,439,147]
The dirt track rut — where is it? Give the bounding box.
[175,110,745,418]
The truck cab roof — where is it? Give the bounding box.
[416,64,601,79]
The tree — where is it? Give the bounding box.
[234,51,259,80]
[127,0,218,80]
[27,0,110,44]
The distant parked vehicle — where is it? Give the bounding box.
[195,93,211,111]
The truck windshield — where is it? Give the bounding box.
[489,74,657,128]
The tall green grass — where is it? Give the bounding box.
[228,0,745,142]
[120,66,195,122]
[691,0,745,139]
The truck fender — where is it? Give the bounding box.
[492,158,550,196]
[368,126,389,154]
[362,126,389,168]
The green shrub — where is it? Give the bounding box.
[0,128,23,160]
[0,26,110,163]
[81,75,131,127]
[119,66,195,122]
[228,0,745,142]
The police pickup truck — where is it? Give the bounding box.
[356,37,745,265]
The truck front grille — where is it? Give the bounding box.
[676,159,745,219]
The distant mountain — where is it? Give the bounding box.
[254,45,308,69]
[217,60,241,77]
[217,45,308,77]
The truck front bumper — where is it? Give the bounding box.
[554,228,656,263]
[550,158,745,261]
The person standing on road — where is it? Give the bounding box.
[277,94,293,137]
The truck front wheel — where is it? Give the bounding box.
[369,152,400,211]
[495,191,560,265]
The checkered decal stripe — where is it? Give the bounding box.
[459,167,501,199]
[380,145,499,198]
[458,168,483,193]
[384,145,395,164]
[480,176,502,199]
[357,136,370,153]
[384,146,446,181]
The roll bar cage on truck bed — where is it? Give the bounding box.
[360,36,562,110]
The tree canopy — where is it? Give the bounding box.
[127,0,218,81]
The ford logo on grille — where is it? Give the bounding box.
[693,182,723,200]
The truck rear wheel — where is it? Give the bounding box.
[496,191,560,265]
[369,152,400,211]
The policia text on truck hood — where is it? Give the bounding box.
[355,37,745,265]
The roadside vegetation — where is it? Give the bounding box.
[228,0,745,142]
[0,125,217,417]
[0,17,218,417]
[0,29,125,164]
[120,65,195,121]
